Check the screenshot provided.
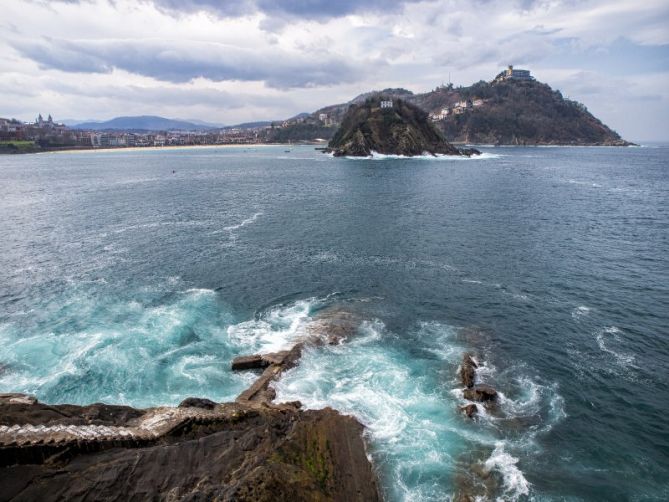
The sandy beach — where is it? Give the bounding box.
[42,143,310,155]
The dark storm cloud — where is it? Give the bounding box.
[12,38,367,88]
[45,0,422,20]
[143,0,251,17]
[254,0,420,19]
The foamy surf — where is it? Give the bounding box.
[483,442,531,500]
[572,305,591,319]
[273,317,563,501]
[0,285,244,408]
[226,299,313,353]
[342,151,501,160]
[274,320,465,501]
[209,211,263,244]
[596,326,636,368]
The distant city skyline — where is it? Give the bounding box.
[1,0,668,141]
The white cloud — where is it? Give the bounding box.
[1,0,667,139]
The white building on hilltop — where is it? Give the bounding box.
[380,100,393,109]
[495,65,534,82]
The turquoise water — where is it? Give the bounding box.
[0,145,667,500]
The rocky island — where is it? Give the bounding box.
[326,97,480,157]
[0,310,381,502]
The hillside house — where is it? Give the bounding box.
[453,100,472,114]
[318,113,334,126]
[380,100,393,109]
[429,107,451,121]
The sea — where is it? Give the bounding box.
[0,144,667,501]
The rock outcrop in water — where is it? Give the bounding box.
[458,352,498,417]
[326,97,480,157]
[463,384,498,402]
[0,309,381,502]
[460,353,478,389]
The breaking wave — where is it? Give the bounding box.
[343,151,501,160]
[483,443,531,500]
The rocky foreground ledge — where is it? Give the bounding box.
[0,310,381,501]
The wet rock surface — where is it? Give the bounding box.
[459,353,478,389]
[0,399,379,501]
[454,334,505,500]
[0,309,381,502]
[460,404,478,419]
[178,397,217,410]
[463,385,498,403]
[231,354,269,370]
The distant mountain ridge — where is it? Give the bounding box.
[70,116,277,132]
[72,116,214,131]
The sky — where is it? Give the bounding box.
[1,0,668,141]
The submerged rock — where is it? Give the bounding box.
[461,404,478,418]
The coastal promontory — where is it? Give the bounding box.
[277,67,633,147]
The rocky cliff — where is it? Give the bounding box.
[327,98,478,157]
[0,309,381,502]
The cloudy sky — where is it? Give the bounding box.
[1,0,668,140]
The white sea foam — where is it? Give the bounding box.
[274,320,470,501]
[112,220,208,234]
[0,287,245,407]
[226,299,312,353]
[273,318,560,500]
[210,212,263,244]
[417,321,463,361]
[222,212,263,232]
[572,305,591,319]
[595,326,636,367]
[567,178,602,188]
[483,443,531,501]
[344,151,501,160]
[473,360,497,383]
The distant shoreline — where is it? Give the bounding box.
[0,141,328,156]
[0,140,644,156]
[41,143,300,155]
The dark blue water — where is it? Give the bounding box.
[1,145,667,500]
